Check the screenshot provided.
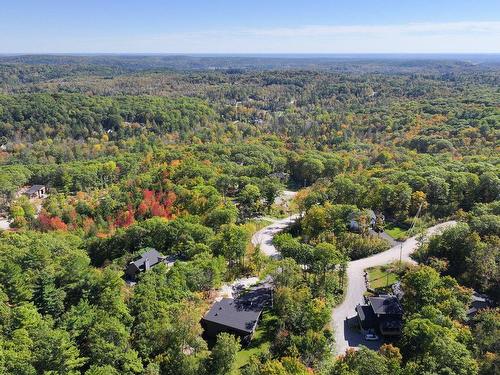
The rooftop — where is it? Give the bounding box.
[368,295,403,316]
[356,304,378,330]
[202,284,271,334]
[467,291,494,317]
[131,248,163,271]
[25,185,45,195]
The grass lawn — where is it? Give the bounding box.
[385,225,408,241]
[244,218,273,253]
[233,310,277,371]
[244,218,273,233]
[366,265,399,290]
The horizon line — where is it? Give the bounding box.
[2,52,500,57]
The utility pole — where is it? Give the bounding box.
[410,202,424,233]
[399,241,403,265]
[400,202,423,265]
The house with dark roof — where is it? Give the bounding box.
[125,248,176,281]
[348,209,383,232]
[355,304,378,331]
[23,185,47,199]
[356,295,403,337]
[467,291,494,319]
[201,282,272,345]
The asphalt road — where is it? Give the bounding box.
[251,214,300,258]
[331,220,457,355]
[251,191,298,259]
[250,190,456,356]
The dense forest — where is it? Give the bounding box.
[0,55,498,375]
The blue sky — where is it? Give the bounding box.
[1,0,499,53]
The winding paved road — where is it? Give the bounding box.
[251,191,298,259]
[331,220,457,355]
[250,190,456,356]
[251,214,300,258]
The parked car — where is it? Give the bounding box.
[365,330,380,341]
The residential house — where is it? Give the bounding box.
[125,248,176,281]
[201,282,272,345]
[23,185,47,199]
[356,295,403,337]
[467,291,494,319]
[348,209,384,232]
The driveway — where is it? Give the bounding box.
[331,221,457,355]
[273,190,298,206]
[217,276,260,301]
[369,229,400,247]
[251,191,299,259]
[251,214,300,258]
[215,191,299,302]
[250,193,456,356]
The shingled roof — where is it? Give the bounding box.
[355,304,378,330]
[202,283,272,335]
[130,248,163,271]
[368,295,403,316]
[25,185,45,195]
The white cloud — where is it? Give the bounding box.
[131,21,500,53]
[2,21,499,53]
[136,21,500,53]
[239,21,500,37]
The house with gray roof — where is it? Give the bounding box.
[125,248,176,281]
[23,185,47,199]
[467,291,494,319]
[201,282,272,345]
